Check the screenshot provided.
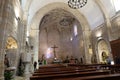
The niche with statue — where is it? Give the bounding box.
[101,51,108,63]
[4,37,18,79]
[97,39,110,64]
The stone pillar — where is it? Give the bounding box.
[0,49,5,80]
[31,30,39,68]
[0,0,9,80]
[22,8,32,79]
[34,30,39,68]
[83,30,92,64]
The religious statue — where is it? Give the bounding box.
[63,56,70,63]
[101,51,107,63]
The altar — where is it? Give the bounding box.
[52,58,62,64]
[51,45,62,64]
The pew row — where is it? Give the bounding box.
[55,73,120,80]
[30,70,110,80]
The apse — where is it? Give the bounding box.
[39,8,84,63]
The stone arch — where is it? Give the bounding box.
[30,2,90,31]
[6,36,18,50]
[38,8,85,63]
[5,36,18,67]
[29,2,91,64]
[94,0,112,39]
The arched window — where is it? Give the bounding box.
[74,24,78,36]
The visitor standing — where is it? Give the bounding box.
[34,61,37,71]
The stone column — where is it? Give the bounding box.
[83,30,92,64]
[31,29,39,68]
[0,0,9,80]
[22,9,32,79]
[0,49,5,80]
[30,29,39,68]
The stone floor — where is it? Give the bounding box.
[14,76,25,80]
[14,73,32,80]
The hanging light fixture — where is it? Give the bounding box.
[68,0,87,9]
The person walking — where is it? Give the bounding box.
[34,61,37,71]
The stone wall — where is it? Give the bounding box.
[91,12,120,63]
[110,13,120,41]
[71,22,85,63]
[91,24,111,63]
[0,0,12,79]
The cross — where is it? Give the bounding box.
[51,45,58,59]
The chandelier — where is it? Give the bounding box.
[68,0,87,9]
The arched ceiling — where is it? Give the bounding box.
[39,9,75,30]
[21,0,116,30]
[39,8,81,41]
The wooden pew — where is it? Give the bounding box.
[80,73,120,80]
[30,70,110,80]
[100,64,120,73]
[33,68,97,76]
[39,64,66,69]
[55,74,120,80]
[67,63,105,69]
[68,63,120,73]
[35,66,96,73]
[31,64,119,80]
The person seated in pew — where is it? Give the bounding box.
[70,56,75,64]
[75,58,79,64]
[63,56,70,63]
[38,59,42,65]
[115,56,120,64]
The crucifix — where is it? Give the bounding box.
[51,45,58,59]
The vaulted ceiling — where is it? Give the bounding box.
[39,9,75,30]
[21,0,116,30]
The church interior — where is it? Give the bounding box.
[1,0,120,80]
